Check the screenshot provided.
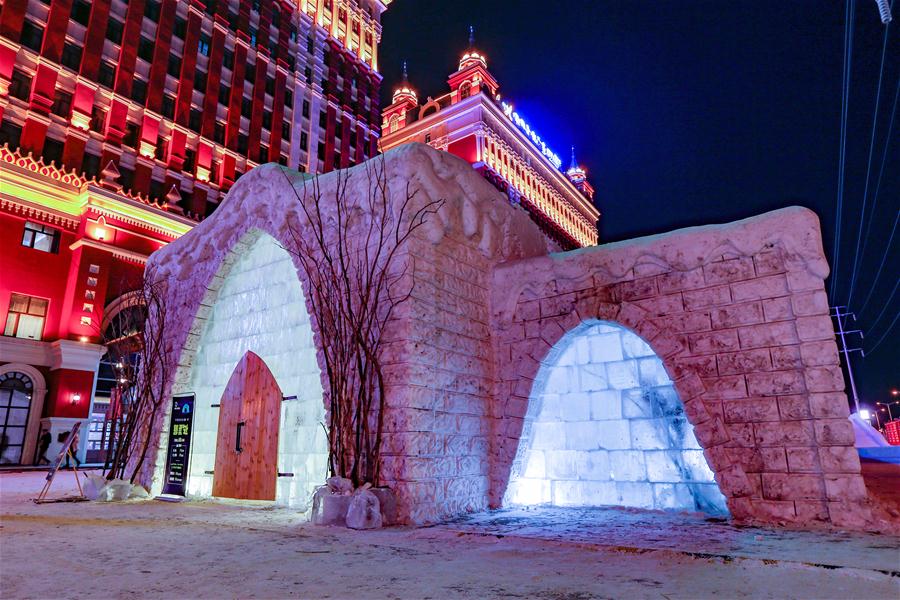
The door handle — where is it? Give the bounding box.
[235,421,245,453]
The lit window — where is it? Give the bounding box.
[21,221,60,253]
[87,277,98,287]
[80,316,92,327]
[85,290,95,300]
[83,303,94,313]
[3,294,48,340]
[89,264,100,274]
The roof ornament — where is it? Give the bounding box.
[100,160,122,191]
[401,60,409,83]
[468,25,475,49]
[570,146,578,171]
[165,185,185,214]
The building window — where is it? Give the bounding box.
[183,149,196,172]
[155,138,168,161]
[81,153,101,179]
[0,120,22,150]
[144,0,161,22]
[84,107,102,135]
[304,67,312,84]
[425,132,431,144]
[61,43,83,71]
[71,0,91,26]
[9,69,31,101]
[3,294,49,340]
[241,98,252,118]
[281,122,290,139]
[174,16,187,39]
[20,21,44,52]
[302,100,310,118]
[319,111,327,128]
[265,77,275,96]
[300,131,308,151]
[106,19,124,45]
[167,54,181,78]
[98,61,116,88]
[317,141,325,160]
[161,95,175,119]
[214,122,225,144]
[132,79,147,104]
[43,137,63,164]
[259,145,268,162]
[284,89,293,107]
[262,111,272,130]
[123,123,139,148]
[223,49,234,70]
[237,134,248,155]
[194,70,207,92]
[188,109,202,133]
[245,63,256,82]
[198,34,211,57]
[22,221,60,253]
[218,85,230,105]
[138,36,154,61]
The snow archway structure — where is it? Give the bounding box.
[506,320,728,515]
[139,143,879,530]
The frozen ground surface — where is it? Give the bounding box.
[2,471,899,600]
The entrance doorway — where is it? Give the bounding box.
[212,351,282,501]
[0,371,34,464]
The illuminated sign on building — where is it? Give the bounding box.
[500,101,563,170]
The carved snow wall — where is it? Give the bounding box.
[491,207,874,529]
[139,143,875,530]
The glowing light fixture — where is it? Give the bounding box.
[71,393,81,405]
[139,140,156,159]
[859,409,871,420]
[71,111,91,132]
[79,335,89,342]
[196,165,211,183]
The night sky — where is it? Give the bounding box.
[379,1,899,411]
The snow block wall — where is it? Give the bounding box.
[505,321,728,515]
[491,207,874,530]
[180,232,327,509]
[140,144,875,530]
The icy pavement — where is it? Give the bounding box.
[445,505,900,574]
[2,471,899,599]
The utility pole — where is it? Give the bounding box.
[831,306,865,413]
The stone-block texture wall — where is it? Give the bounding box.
[138,142,875,529]
[490,207,873,529]
[137,144,549,524]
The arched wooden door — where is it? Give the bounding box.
[212,351,281,500]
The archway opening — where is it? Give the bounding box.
[179,232,328,511]
[506,320,728,516]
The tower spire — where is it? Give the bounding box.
[570,146,578,171]
[401,60,409,83]
[468,25,475,48]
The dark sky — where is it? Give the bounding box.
[379,1,899,411]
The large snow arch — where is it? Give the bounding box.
[505,320,729,515]
[170,231,327,510]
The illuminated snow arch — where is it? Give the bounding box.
[505,320,729,515]
[169,231,328,510]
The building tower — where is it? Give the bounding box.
[566,147,594,201]
[380,29,599,249]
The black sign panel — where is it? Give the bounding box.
[162,394,195,496]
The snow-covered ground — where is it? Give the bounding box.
[2,470,898,599]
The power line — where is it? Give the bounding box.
[847,5,892,305]
[831,0,856,300]
[867,306,900,354]
[867,276,900,334]
[858,210,899,316]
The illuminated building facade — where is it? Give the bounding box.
[0,0,390,465]
[379,36,599,249]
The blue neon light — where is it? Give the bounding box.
[500,101,563,170]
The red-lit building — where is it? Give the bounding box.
[380,35,599,249]
[0,0,390,465]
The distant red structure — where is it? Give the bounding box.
[885,421,900,445]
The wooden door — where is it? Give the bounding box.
[212,351,281,500]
